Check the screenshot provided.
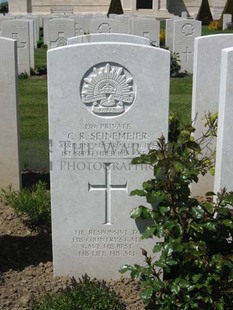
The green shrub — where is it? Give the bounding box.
[196,0,213,25]
[0,181,51,232]
[120,114,233,309]
[32,274,126,310]
[30,66,47,76]
[170,52,187,78]
[18,71,29,79]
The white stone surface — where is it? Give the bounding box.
[223,14,232,30]
[173,19,201,73]
[48,42,170,279]
[215,47,233,193]
[48,18,75,49]
[90,18,120,34]
[67,33,150,45]
[2,19,31,74]
[25,15,40,47]
[191,34,233,196]
[181,11,188,18]
[131,18,160,46]
[0,37,21,190]
[165,17,184,51]
[69,15,85,36]
[0,16,14,31]
[20,18,35,69]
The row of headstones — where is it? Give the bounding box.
[1,33,233,278]
[0,14,202,75]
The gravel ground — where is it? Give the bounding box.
[0,200,145,310]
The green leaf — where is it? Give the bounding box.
[171,283,180,294]
[205,191,215,196]
[119,264,132,274]
[179,279,190,288]
[185,141,201,151]
[166,258,178,266]
[191,205,204,219]
[141,287,153,301]
[153,243,163,253]
[142,225,156,239]
[130,206,149,219]
[131,269,141,280]
[192,274,202,283]
[130,189,145,196]
[209,166,215,176]
[222,219,233,228]
[202,202,214,214]
[158,206,169,216]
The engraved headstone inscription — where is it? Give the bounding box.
[48,42,170,279]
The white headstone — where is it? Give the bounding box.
[223,14,232,30]
[0,16,14,31]
[131,18,160,46]
[215,47,233,193]
[181,12,188,18]
[25,15,40,47]
[70,15,85,36]
[43,15,59,45]
[0,37,21,190]
[48,18,75,49]
[191,34,233,196]
[90,18,120,34]
[2,19,31,74]
[48,42,170,280]
[173,19,201,73]
[67,33,150,45]
[20,18,35,69]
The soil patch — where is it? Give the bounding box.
[0,185,144,309]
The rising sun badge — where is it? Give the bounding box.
[80,63,135,118]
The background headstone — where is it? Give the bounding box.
[48,42,170,280]
[131,18,160,46]
[165,17,184,51]
[48,18,75,49]
[173,19,201,73]
[0,37,21,190]
[90,18,120,33]
[191,34,233,196]
[2,19,31,74]
[214,47,233,193]
[223,14,232,30]
[67,33,150,45]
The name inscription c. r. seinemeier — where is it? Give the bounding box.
[58,123,154,159]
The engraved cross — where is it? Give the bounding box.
[182,46,192,62]
[88,163,128,225]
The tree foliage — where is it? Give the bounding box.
[107,0,124,17]
[196,0,213,25]
[0,1,8,14]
